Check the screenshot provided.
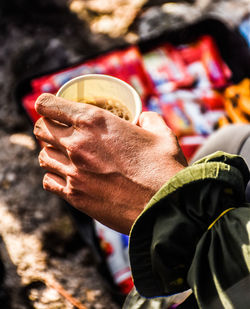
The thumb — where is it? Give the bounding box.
[139,112,170,135]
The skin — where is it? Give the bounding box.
[34,93,187,234]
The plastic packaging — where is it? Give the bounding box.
[94,221,133,295]
[239,15,250,47]
[142,44,193,93]
[218,78,250,127]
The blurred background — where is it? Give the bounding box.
[0,0,249,308]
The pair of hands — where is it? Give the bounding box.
[34,93,187,234]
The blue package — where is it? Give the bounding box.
[239,16,250,47]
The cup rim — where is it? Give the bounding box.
[56,74,142,124]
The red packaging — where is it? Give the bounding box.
[119,47,156,101]
[180,135,207,160]
[199,36,232,88]
[61,47,157,107]
[178,43,202,65]
[178,36,232,89]
[162,44,194,88]
[31,75,55,93]
[200,90,225,110]
[94,51,125,78]
[160,99,194,137]
[22,92,43,123]
[142,43,194,94]
[31,61,95,93]
[94,221,133,295]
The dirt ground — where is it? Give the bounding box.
[0,0,249,308]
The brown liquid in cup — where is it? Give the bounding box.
[78,97,132,122]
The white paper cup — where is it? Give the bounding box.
[56,74,142,124]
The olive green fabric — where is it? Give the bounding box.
[128,151,250,308]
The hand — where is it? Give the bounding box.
[34,93,187,234]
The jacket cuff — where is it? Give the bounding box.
[129,151,249,298]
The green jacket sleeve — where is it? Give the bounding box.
[129,151,250,309]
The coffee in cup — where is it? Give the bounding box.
[77,96,132,122]
[56,74,142,124]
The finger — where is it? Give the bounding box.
[39,147,71,179]
[139,111,171,135]
[34,117,72,152]
[35,93,89,126]
[43,172,67,197]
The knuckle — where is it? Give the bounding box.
[66,133,92,156]
[91,109,107,126]
[75,108,106,128]
[66,169,78,183]
[73,113,85,127]
[33,118,43,136]
[65,184,79,202]
[43,174,51,190]
[38,147,54,169]
[64,132,81,151]
[66,141,79,156]
[68,151,84,167]
[38,149,46,167]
